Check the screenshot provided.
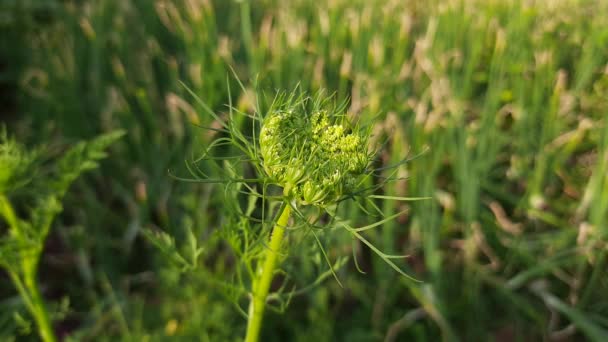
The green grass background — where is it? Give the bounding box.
[1,0,608,340]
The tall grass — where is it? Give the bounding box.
[2,0,607,340]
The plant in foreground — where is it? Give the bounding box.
[158,89,423,341]
[0,129,124,342]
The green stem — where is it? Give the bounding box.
[239,0,257,79]
[8,271,55,342]
[245,203,291,342]
[0,195,56,342]
[26,274,57,342]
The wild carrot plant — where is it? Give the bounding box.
[149,88,423,341]
[0,130,123,342]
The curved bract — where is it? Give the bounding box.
[260,107,368,207]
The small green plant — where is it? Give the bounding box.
[0,129,124,342]
[157,89,423,342]
[245,95,372,341]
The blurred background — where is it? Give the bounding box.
[1,0,608,340]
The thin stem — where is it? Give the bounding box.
[8,270,56,342]
[26,274,57,342]
[245,203,291,342]
[0,194,19,233]
[0,194,56,342]
[239,0,257,79]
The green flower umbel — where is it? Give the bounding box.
[260,106,368,207]
[182,90,419,342]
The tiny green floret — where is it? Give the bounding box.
[260,107,368,207]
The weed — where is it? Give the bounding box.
[0,130,123,341]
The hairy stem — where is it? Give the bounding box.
[245,203,291,342]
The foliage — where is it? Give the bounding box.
[1,0,608,341]
[0,130,123,341]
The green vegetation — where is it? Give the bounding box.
[1,0,608,341]
[0,130,124,342]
